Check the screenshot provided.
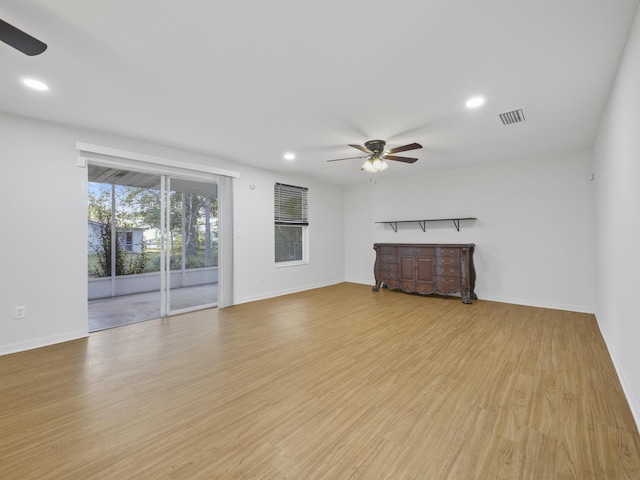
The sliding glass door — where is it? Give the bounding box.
[165,176,218,315]
[87,166,219,331]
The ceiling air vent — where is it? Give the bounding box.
[499,109,525,125]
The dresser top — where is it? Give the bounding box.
[374,243,475,248]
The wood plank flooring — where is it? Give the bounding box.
[1,283,639,479]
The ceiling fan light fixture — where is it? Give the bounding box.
[328,139,421,171]
[361,155,388,173]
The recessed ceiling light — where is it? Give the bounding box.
[23,78,49,91]
[465,96,485,108]
[284,152,295,161]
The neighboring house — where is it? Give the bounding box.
[88,220,146,254]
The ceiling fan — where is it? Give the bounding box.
[0,19,47,56]
[327,139,422,173]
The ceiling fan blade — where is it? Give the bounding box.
[385,142,423,155]
[0,19,47,56]
[327,156,367,162]
[384,155,418,163]
[349,144,372,154]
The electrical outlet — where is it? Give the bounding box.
[15,306,26,319]
[259,274,265,282]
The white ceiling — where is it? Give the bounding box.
[1,0,638,185]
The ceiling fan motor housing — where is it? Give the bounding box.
[364,139,386,154]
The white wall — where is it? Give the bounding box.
[232,164,345,304]
[0,113,344,354]
[345,149,597,313]
[593,4,640,429]
[1,115,88,353]
[343,181,375,285]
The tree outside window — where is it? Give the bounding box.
[88,182,218,277]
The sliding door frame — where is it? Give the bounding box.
[79,142,238,314]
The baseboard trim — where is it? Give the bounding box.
[470,294,595,314]
[0,330,88,356]
[596,317,640,434]
[234,280,343,305]
[345,282,596,314]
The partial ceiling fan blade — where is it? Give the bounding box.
[384,155,418,163]
[0,19,47,56]
[385,142,422,155]
[349,144,372,154]
[326,156,367,162]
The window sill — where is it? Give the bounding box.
[275,260,309,268]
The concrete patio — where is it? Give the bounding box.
[88,284,218,332]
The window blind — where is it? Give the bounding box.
[274,183,308,226]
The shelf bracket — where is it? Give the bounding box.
[452,219,461,231]
[417,221,426,232]
[387,222,398,232]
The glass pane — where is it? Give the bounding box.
[275,225,303,262]
[87,173,162,278]
[87,167,162,331]
[168,177,218,313]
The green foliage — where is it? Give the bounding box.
[88,181,219,277]
[88,220,148,277]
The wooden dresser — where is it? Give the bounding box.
[373,243,477,304]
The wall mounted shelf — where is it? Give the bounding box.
[375,217,477,232]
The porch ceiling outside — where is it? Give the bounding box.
[88,165,218,196]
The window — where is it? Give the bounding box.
[274,183,308,264]
[123,231,133,252]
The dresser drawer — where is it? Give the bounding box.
[435,247,458,257]
[436,265,459,277]
[380,255,398,264]
[436,276,460,290]
[379,263,398,274]
[436,256,460,267]
[379,246,397,255]
[398,246,435,256]
[380,273,398,283]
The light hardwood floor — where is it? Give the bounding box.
[1,283,639,479]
